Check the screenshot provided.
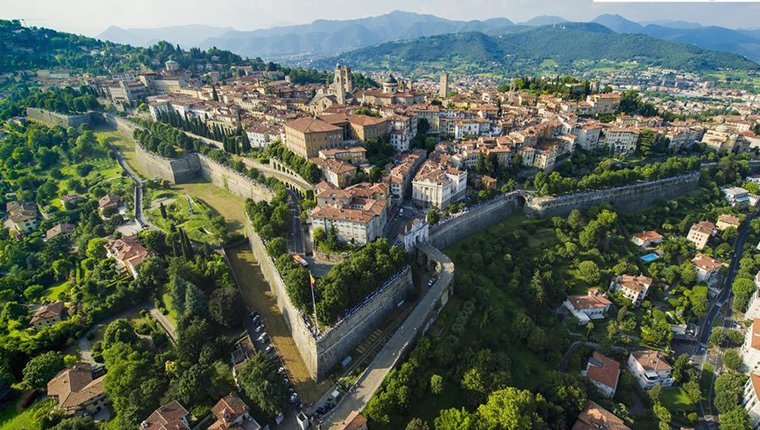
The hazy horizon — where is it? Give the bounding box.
[3,0,760,37]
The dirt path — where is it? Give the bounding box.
[226,244,331,405]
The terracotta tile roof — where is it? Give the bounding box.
[98,194,121,209]
[30,301,66,325]
[567,289,612,310]
[106,235,150,270]
[285,117,341,134]
[616,275,652,293]
[717,214,741,227]
[692,254,723,272]
[209,393,258,430]
[340,411,368,430]
[690,221,715,235]
[752,319,760,351]
[142,400,190,430]
[586,352,620,391]
[47,363,105,410]
[751,373,760,399]
[46,223,76,240]
[572,401,630,430]
[632,230,664,242]
[631,350,671,372]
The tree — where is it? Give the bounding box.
[176,363,211,405]
[102,319,138,351]
[671,354,690,384]
[176,317,212,363]
[434,408,476,430]
[208,288,246,328]
[238,352,288,416]
[427,209,440,225]
[578,260,601,284]
[721,407,751,430]
[683,380,702,403]
[652,402,672,430]
[733,278,755,312]
[85,237,107,260]
[723,349,743,372]
[23,351,65,390]
[714,373,749,413]
[649,384,663,404]
[477,387,547,430]
[266,237,287,257]
[406,418,430,430]
[431,374,444,395]
[183,283,208,318]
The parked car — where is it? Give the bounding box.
[264,345,274,353]
[255,324,264,333]
[257,332,267,341]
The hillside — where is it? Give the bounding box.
[317,24,760,75]
[0,19,266,75]
[98,24,233,49]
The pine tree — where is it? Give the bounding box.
[183,283,207,317]
[169,275,187,315]
[212,86,219,102]
[159,202,168,219]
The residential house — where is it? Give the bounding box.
[4,201,38,234]
[742,372,760,428]
[609,274,652,306]
[563,289,612,325]
[626,350,674,390]
[339,411,368,430]
[208,393,261,430]
[687,221,716,250]
[142,401,191,430]
[571,400,630,430]
[717,214,742,231]
[583,352,621,398]
[98,194,121,215]
[631,231,664,248]
[46,223,76,241]
[29,302,67,330]
[743,320,760,372]
[105,235,150,278]
[723,186,750,207]
[310,182,389,245]
[692,254,723,284]
[47,363,109,416]
[411,156,467,209]
[311,157,356,188]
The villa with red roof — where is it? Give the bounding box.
[563,289,612,325]
[583,352,621,398]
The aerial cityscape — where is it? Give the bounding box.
[5,1,760,429]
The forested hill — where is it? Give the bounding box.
[318,23,760,74]
[0,19,274,75]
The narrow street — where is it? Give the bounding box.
[693,209,760,430]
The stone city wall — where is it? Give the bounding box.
[26,107,92,128]
[429,193,522,249]
[314,266,414,378]
[525,171,701,218]
[246,217,415,380]
[197,154,273,203]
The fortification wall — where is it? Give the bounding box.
[429,194,522,249]
[245,220,320,377]
[526,171,701,218]
[26,107,92,128]
[315,267,414,378]
[197,154,273,202]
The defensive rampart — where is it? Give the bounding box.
[525,171,701,218]
[245,218,414,379]
[26,107,92,128]
[429,193,523,249]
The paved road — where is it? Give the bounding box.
[149,306,178,342]
[287,190,305,255]
[320,244,453,429]
[110,143,154,230]
[693,209,760,430]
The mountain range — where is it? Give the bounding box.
[314,23,759,74]
[96,10,760,65]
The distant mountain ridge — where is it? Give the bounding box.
[315,23,759,74]
[95,10,760,65]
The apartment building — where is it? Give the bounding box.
[310,182,389,245]
[411,156,467,209]
[284,117,344,159]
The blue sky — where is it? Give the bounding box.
[3,0,760,35]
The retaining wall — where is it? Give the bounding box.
[525,171,701,218]
[197,154,273,202]
[26,107,92,128]
[429,193,522,249]
[246,218,414,379]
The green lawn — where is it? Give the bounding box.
[161,292,180,325]
[44,281,71,301]
[0,400,54,430]
[146,191,226,245]
[661,387,696,413]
